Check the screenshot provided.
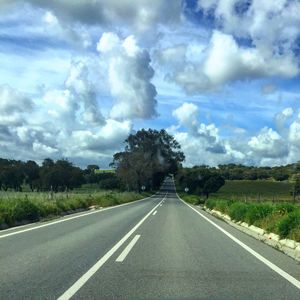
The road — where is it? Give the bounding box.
[0,178,299,299]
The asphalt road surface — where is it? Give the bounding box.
[0,177,299,299]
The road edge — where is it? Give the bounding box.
[202,206,300,262]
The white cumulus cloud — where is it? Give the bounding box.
[97,33,157,120]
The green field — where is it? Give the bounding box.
[94,169,115,174]
[212,180,294,202]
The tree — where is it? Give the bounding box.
[39,159,84,191]
[176,166,225,198]
[203,175,225,198]
[24,160,40,191]
[0,159,24,191]
[111,129,185,191]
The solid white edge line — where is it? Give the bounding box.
[0,193,159,240]
[57,194,166,300]
[176,192,300,290]
[115,234,141,262]
[153,211,157,216]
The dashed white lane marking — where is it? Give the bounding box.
[153,211,157,216]
[57,195,166,300]
[177,193,300,290]
[116,235,141,262]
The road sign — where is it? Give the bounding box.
[141,185,146,191]
[184,187,189,192]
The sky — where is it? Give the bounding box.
[0,0,300,168]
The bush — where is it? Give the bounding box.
[277,210,300,238]
[228,202,248,222]
[205,199,217,210]
[38,201,60,217]
[274,203,295,215]
[0,213,5,226]
[215,200,230,214]
[244,204,274,225]
[12,199,40,223]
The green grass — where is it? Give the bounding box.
[0,189,151,229]
[177,192,205,205]
[211,180,294,202]
[205,199,300,242]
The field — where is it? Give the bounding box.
[211,180,294,202]
[0,185,151,229]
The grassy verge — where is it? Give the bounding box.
[0,190,152,230]
[205,199,300,242]
[177,191,206,205]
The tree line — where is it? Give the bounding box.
[0,158,117,192]
[214,163,299,181]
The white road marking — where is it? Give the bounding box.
[152,211,157,216]
[177,193,300,290]
[57,195,166,300]
[0,194,157,240]
[116,235,141,262]
[160,204,163,206]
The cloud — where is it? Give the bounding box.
[248,127,288,159]
[32,141,58,155]
[0,85,33,125]
[70,119,132,152]
[289,113,300,148]
[172,102,199,132]
[97,32,157,120]
[1,0,181,33]
[0,61,132,166]
[65,61,104,125]
[171,102,232,164]
[171,31,299,93]
[169,104,300,167]
[196,0,300,54]
[274,107,294,132]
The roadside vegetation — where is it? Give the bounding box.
[0,189,151,229]
[176,171,300,242]
[205,199,300,242]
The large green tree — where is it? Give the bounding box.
[111,129,185,191]
[176,166,225,198]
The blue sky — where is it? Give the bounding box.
[0,0,300,167]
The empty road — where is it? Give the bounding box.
[0,178,299,299]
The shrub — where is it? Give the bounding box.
[38,201,60,217]
[274,203,295,215]
[277,210,300,238]
[215,200,230,214]
[55,199,71,212]
[244,204,274,225]
[12,199,40,223]
[228,202,248,221]
[205,199,217,210]
[0,213,4,226]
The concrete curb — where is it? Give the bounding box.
[204,206,300,262]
